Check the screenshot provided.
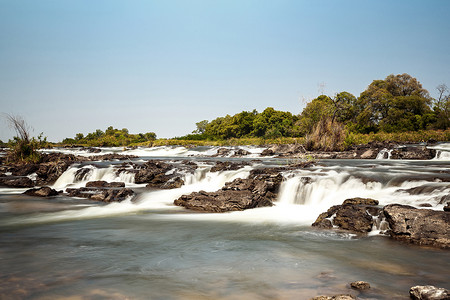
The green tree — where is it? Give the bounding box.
[355,73,432,133]
[297,95,334,135]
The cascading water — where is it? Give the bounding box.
[376,148,393,159]
[52,165,136,189]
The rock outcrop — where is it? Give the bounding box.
[312,198,381,232]
[66,186,135,203]
[174,169,283,212]
[409,285,449,300]
[0,177,34,188]
[24,186,59,197]
[383,204,450,249]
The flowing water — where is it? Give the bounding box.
[1,145,449,299]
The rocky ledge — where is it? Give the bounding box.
[313,200,450,249]
[66,181,134,203]
[174,168,283,212]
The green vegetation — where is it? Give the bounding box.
[174,73,449,150]
[62,126,157,147]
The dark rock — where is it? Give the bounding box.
[86,147,101,153]
[312,199,381,233]
[409,285,449,300]
[310,295,356,300]
[232,148,250,157]
[383,204,450,249]
[11,164,39,176]
[86,181,125,188]
[342,198,379,206]
[350,281,371,290]
[134,160,173,184]
[444,203,450,212]
[174,169,283,213]
[214,148,231,157]
[210,161,249,172]
[0,177,34,188]
[75,167,92,181]
[88,154,138,161]
[260,148,274,156]
[66,187,135,202]
[160,177,184,189]
[390,146,436,160]
[24,186,58,197]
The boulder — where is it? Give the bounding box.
[383,204,450,248]
[310,295,355,300]
[0,177,34,188]
[174,169,283,213]
[390,146,436,160]
[232,148,251,157]
[312,198,381,233]
[350,281,371,290]
[409,285,449,300]
[66,187,135,203]
[134,160,173,184]
[86,181,125,188]
[213,148,231,157]
[210,161,249,172]
[24,186,58,197]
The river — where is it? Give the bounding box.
[0,145,449,299]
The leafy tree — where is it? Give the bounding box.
[252,107,298,138]
[193,120,209,134]
[355,73,432,133]
[297,95,334,135]
[434,84,450,129]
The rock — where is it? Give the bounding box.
[390,146,436,160]
[174,169,283,213]
[312,199,381,233]
[10,164,39,176]
[444,204,450,212]
[86,181,125,188]
[210,161,249,172]
[232,148,250,157]
[24,186,58,197]
[360,149,375,159]
[409,285,449,300]
[214,148,231,157]
[88,154,138,161]
[350,281,371,290]
[0,177,34,188]
[310,295,356,300]
[260,148,274,156]
[383,204,450,248]
[342,198,379,206]
[66,187,135,203]
[134,160,173,184]
[160,177,184,189]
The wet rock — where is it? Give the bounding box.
[24,186,58,197]
[66,187,135,202]
[383,204,450,249]
[213,148,231,157]
[159,177,184,189]
[86,147,101,153]
[85,181,125,188]
[444,203,450,212]
[232,148,250,157]
[134,160,173,184]
[390,146,436,160]
[10,164,39,176]
[0,177,34,188]
[350,281,371,290]
[174,169,283,213]
[88,154,138,161]
[310,295,356,300]
[210,161,250,172]
[409,285,449,300]
[312,198,381,233]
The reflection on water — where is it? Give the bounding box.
[1,212,449,299]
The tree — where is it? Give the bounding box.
[297,95,334,135]
[355,73,432,133]
[193,120,209,134]
[434,84,450,129]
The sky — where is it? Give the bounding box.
[1,0,449,142]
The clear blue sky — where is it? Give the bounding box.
[1,0,449,142]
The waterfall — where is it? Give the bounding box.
[52,165,135,190]
[376,148,392,159]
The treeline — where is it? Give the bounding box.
[62,126,156,146]
[177,74,449,149]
